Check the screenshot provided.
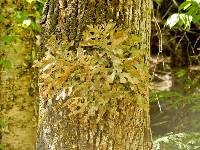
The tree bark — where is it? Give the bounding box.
[37,0,152,149]
[0,0,38,149]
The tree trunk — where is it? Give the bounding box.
[0,0,38,149]
[37,0,152,149]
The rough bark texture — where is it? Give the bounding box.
[0,0,38,149]
[37,0,152,149]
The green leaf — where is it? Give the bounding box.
[179,1,192,11]
[166,13,193,29]
[153,0,162,6]
[2,35,14,44]
[36,0,46,4]
[192,14,200,23]
[0,59,12,69]
[0,117,5,129]
[179,14,192,29]
[176,69,187,78]
[150,90,182,103]
[31,22,41,32]
[186,3,198,15]
[15,11,29,23]
[0,45,5,51]
[0,15,5,21]
[26,0,35,3]
[166,14,179,28]
[0,144,5,150]
[36,1,45,13]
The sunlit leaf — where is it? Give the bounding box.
[26,0,35,3]
[194,0,200,3]
[179,14,192,29]
[22,19,32,28]
[166,14,179,28]
[179,1,192,11]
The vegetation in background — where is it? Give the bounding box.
[0,0,43,69]
[151,0,200,148]
[153,132,200,150]
[0,0,43,149]
[151,0,200,106]
[166,0,200,29]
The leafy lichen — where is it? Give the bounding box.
[37,22,150,124]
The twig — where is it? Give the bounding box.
[172,0,178,7]
[152,11,164,112]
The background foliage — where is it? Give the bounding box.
[0,0,43,69]
[0,0,43,149]
[151,0,200,149]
